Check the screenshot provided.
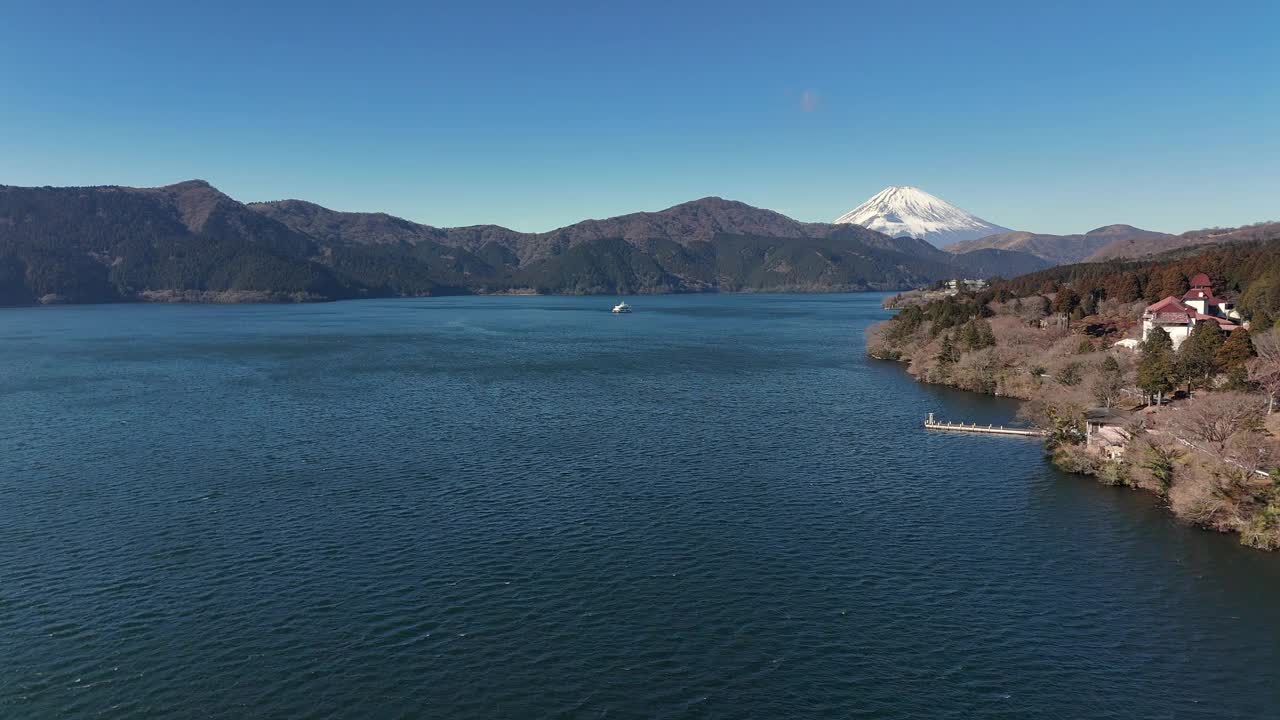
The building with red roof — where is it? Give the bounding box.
[1141,273,1241,349]
[1181,272,1238,318]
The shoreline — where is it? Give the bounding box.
[874,351,1220,533]
[870,295,1280,548]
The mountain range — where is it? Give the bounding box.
[835,186,1278,266]
[944,221,1280,265]
[0,180,1051,306]
[3,180,1270,307]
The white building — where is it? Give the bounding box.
[1181,273,1242,320]
[1140,273,1240,349]
[944,278,988,295]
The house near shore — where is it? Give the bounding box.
[1084,407,1134,460]
[1140,273,1241,349]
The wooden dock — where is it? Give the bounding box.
[924,412,1044,437]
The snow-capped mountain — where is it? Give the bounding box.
[834,186,1012,248]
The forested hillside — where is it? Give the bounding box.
[994,237,1280,329]
[868,236,1280,550]
[0,181,347,305]
[0,181,1046,305]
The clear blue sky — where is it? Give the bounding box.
[2,1,1277,234]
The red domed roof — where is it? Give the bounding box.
[1189,272,1212,288]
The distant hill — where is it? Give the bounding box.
[0,181,348,305]
[249,195,833,267]
[948,221,1280,267]
[0,181,1040,306]
[947,224,1172,265]
[1084,221,1280,261]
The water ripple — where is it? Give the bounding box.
[2,295,1279,718]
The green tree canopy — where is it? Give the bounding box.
[1216,328,1256,391]
[1240,271,1280,326]
[1216,326,1256,372]
[936,334,960,366]
[1137,327,1178,405]
[960,318,997,351]
[1178,321,1223,391]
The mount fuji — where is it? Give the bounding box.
[834,186,1012,248]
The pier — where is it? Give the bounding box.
[924,412,1044,437]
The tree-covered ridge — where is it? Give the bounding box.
[0,183,346,304]
[0,181,1049,306]
[991,236,1280,328]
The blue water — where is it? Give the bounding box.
[2,294,1278,718]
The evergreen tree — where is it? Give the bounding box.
[936,334,960,368]
[1149,267,1189,301]
[976,318,997,349]
[1053,287,1081,315]
[959,318,997,351]
[1142,325,1174,354]
[1105,273,1142,303]
[1137,327,1177,406]
[1240,271,1280,325]
[1177,321,1223,393]
[1216,327,1256,390]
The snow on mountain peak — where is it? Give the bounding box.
[834,186,1011,248]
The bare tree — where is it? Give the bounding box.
[1169,392,1265,453]
[1248,329,1280,414]
[1224,430,1275,477]
[1091,355,1125,408]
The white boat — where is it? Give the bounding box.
[611,301,632,313]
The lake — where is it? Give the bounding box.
[2,294,1279,718]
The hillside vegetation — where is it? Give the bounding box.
[948,220,1280,266]
[0,181,1047,305]
[869,235,1280,550]
[996,238,1280,328]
